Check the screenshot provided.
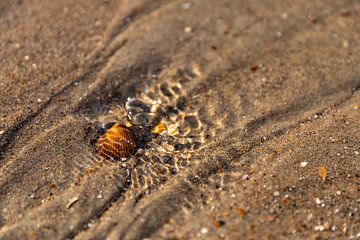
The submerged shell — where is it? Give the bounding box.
[152,123,167,135]
[96,123,137,159]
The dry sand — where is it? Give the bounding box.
[0,0,360,239]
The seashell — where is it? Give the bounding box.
[96,123,137,160]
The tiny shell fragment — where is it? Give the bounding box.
[236,208,246,218]
[85,167,94,174]
[66,197,79,209]
[318,166,328,180]
[152,123,167,134]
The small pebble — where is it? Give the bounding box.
[24,55,30,61]
[241,174,249,180]
[281,12,288,20]
[236,208,246,217]
[341,10,351,17]
[161,156,171,164]
[0,130,4,135]
[200,228,208,234]
[315,197,322,205]
[182,3,191,9]
[300,161,308,167]
[37,98,42,103]
[184,27,192,33]
[214,219,226,228]
[250,64,258,72]
[314,225,325,232]
[273,191,280,197]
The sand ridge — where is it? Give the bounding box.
[0,0,360,239]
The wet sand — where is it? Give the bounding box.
[0,0,360,239]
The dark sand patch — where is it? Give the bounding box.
[0,0,360,239]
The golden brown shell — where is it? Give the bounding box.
[96,123,137,159]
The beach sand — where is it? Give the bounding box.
[0,0,360,239]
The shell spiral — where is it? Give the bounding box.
[96,123,137,159]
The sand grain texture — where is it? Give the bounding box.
[0,0,360,239]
